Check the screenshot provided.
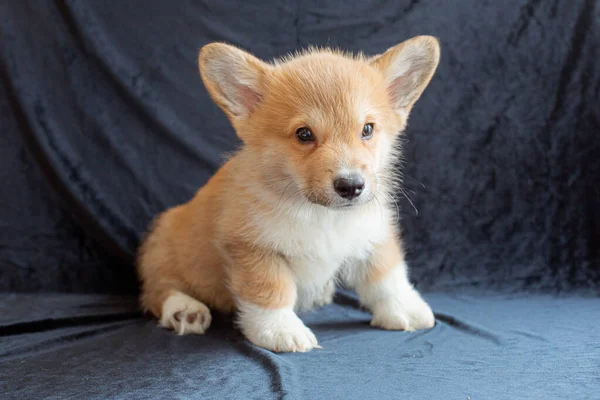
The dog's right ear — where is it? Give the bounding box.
[199,43,270,121]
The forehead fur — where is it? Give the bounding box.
[260,49,393,133]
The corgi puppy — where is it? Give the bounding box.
[137,36,440,352]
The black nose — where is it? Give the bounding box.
[333,175,365,200]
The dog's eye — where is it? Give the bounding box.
[362,123,374,139]
[296,127,315,143]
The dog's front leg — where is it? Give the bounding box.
[354,236,435,331]
[228,243,319,352]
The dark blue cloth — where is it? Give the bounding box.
[2,291,599,399]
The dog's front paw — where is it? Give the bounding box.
[249,321,319,353]
[295,280,336,311]
[239,306,320,352]
[313,279,336,308]
[320,280,336,305]
[371,290,434,331]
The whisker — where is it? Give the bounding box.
[275,181,294,211]
[373,193,385,226]
[294,188,315,220]
[399,187,418,216]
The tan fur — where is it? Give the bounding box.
[365,231,405,285]
[137,36,440,346]
[138,164,235,316]
[226,243,296,309]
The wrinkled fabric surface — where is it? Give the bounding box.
[2,291,599,400]
[1,0,600,399]
[0,65,131,293]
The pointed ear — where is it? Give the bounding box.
[370,36,440,117]
[199,43,270,120]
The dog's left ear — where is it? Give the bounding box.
[370,36,440,118]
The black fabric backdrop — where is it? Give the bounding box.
[1,0,599,294]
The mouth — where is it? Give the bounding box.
[306,194,373,210]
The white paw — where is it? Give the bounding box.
[371,289,435,332]
[297,280,336,311]
[250,321,319,353]
[238,302,320,352]
[160,291,212,335]
[314,280,336,307]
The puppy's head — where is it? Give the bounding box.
[199,37,440,209]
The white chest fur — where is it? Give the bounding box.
[251,201,392,303]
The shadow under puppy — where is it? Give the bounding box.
[138,35,441,352]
